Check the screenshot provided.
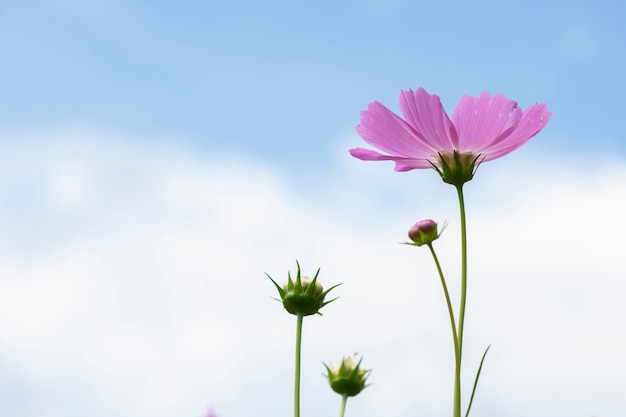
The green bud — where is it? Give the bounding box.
[266,261,340,316]
[324,355,371,397]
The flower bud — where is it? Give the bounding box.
[324,355,370,397]
[407,219,444,246]
[267,261,340,316]
[283,276,323,298]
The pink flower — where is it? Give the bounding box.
[350,88,551,184]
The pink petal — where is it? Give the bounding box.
[481,103,552,161]
[349,147,433,169]
[394,161,426,171]
[399,88,458,150]
[356,101,433,158]
[452,92,522,152]
[349,147,399,161]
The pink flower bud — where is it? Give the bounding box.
[408,219,441,246]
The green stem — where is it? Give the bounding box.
[455,184,469,417]
[428,243,461,417]
[339,394,348,417]
[294,314,303,417]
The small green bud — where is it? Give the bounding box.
[406,219,445,246]
[430,150,481,186]
[324,355,371,397]
[266,261,340,316]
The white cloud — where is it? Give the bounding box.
[0,128,625,417]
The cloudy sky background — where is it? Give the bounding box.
[1,1,625,417]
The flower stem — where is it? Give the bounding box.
[455,184,469,417]
[428,243,461,410]
[294,313,303,417]
[339,394,348,417]
[427,243,460,417]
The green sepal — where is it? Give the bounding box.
[429,150,482,186]
[266,273,286,298]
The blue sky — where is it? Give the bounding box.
[1,1,626,417]
[2,0,625,163]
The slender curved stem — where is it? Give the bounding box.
[427,243,461,417]
[455,184,469,417]
[294,314,303,417]
[339,394,348,417]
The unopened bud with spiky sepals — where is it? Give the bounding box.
[266,261,340,316]
[405,219,447,247]
[430,150,482,186]
[324,355,371,397]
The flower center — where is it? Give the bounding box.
[431,150,481,186]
